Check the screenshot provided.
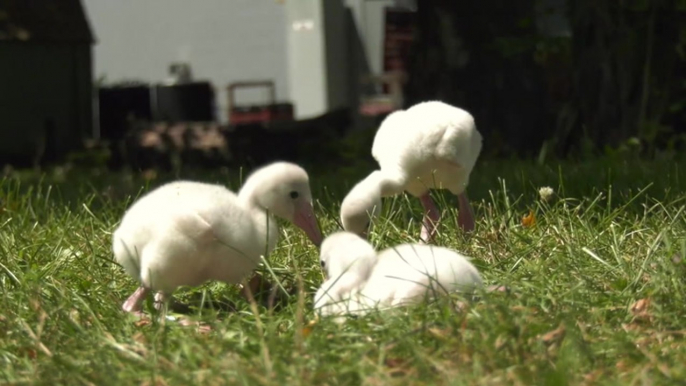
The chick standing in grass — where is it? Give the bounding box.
[314,231,483,321]
[112,162,323,314]
[340,101,483,243]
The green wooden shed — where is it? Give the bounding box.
[0,0,94,165]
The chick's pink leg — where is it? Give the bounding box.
[419,193,441,243]
[122,286,149,313]
[457,191,475,232]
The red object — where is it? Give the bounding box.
[227,81,294,125]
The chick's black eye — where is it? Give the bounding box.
[289,191,299,199]
[320,260,326,268]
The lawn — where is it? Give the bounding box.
[1,154,685,385]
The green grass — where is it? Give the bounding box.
[1,155,686,385]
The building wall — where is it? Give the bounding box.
[283,0,352,119]
[284,1,327,119]
[82,0,411,123]
[82,0,289,123]
[345,0,396,76]
[0,43,91,162]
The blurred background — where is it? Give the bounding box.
[0,0,685,173]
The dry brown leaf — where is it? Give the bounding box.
[621,323,641,333]
[495,334,508,350]
[141,169,158,181]
[635,336,652,348]
[616,359,631,372]
[540,324,566,346]
[384,357,411,377]
[630,298,650,315]
[301,320,317,338]
[581,369,604,385]
[428,327,451,340]
[20,347,37,360]
[132,332,147,345]
[301,326,314,338]
[178,318,213,334]
[134,317,152,328]
[453,300,469,312]
[629,298,653,324]
[140,376,168,386]
[384,358,406,368]
[522,210,536,227]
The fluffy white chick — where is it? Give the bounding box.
[313,232,377,318]
[357,243,483,311]
[341,101,482,243]
[113,162,323,313]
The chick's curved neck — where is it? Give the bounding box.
[237,178,265,210]
[372,170,405,196]
[238,182,279,250]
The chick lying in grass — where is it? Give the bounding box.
[314,231,483,322]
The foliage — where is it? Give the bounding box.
[405,0,686,159]
[1,156,686,384]
[561,0,686,156]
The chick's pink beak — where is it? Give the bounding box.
[293,201,323,247]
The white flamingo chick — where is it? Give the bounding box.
[340,101,482,242]
[313,231,483,321]
[357,243,483,311]
[113,162,323,313]
[313,231,377,317]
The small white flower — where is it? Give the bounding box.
[538,186,554,202]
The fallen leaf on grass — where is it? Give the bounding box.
[134,317,152,328]
[485,231,502,242]
[581,369,604,385]
[629,298,653,323]
[428,327,451,340]
[384,357,411,377]
[522,210,536,227]
[385,358,406,368]
[672,254,682,264]
[19,347,37,360]
[178,318,212,334]
[615,359,631,372]
[495,334,508,350]
[132,332,147,345]
[630,298,650,315]
[453,300,469,312]
[621,323,640,333]
[141,169,158,181]
[301,320,317,338]
[634,336,652,348]
[540,324,566,346]
[140,376,168,386]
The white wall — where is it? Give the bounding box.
[82,0,289,123]
[285,1,327,119]
[285,0,351,119]
[345,0,395,76]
